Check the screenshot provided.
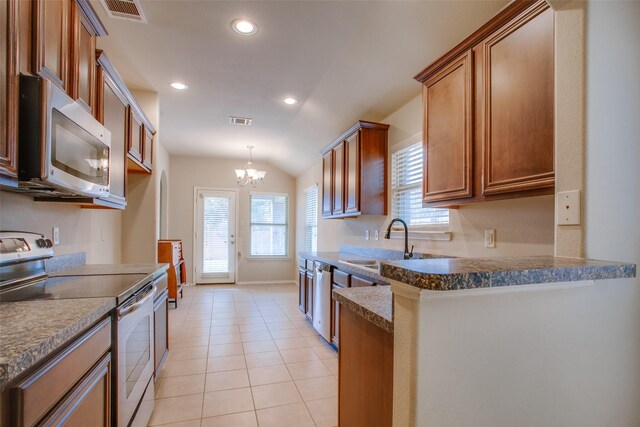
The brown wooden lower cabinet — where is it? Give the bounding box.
[331,283,343,348]
[41,354,111,427]
[298,268,306,313]
[338,306,393,427]
[305,270,314,320]
[7,318,111,426]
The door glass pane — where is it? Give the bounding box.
[125,316,150,397]
[203,196,229,274]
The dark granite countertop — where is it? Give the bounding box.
[332,286,393,334]
[0,298,115,386]
[380,256,636,291]
[51,263,169,280]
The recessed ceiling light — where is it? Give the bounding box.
[232,19,257,35]
[170,82,189,90]
[282,97,298,105]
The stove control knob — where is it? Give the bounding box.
[36,238,47,248]
[44,239,53,248]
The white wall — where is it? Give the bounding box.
[583,0,640,422]
[0,191,122,263]
[295,95,556,259]
[169,155,297,284]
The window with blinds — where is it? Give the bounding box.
[304,186,318,252]
[250,193,289,257]
[391,142,449,226]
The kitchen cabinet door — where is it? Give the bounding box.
[422,51,473,203]
[305,271,314,321]
[0,0,18,182]
[331,283,343,348]
[70,0,97,113]
[320,121,388,218]
[128,109,143,163]
[10,319,111,426]
[42,354,111,427]
[142,125,154,170]
[33,0,70,91]
[298,268,306,313]
[97,62,128,206]
[321,151,333,216]
[480,3,554,195]
[344,131,360,214]
[332,142,345,216]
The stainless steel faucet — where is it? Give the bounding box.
[384,218,414,260]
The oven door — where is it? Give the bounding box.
[117,283,156,427]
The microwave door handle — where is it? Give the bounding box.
[117,285,157,319]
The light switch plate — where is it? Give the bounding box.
[365,230,370,241]
[557,190,581,225]
[52,227,60,245]
[374,230,379,241]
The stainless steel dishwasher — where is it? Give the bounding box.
[312,261,332,342]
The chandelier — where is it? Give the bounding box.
[235,145,266,187]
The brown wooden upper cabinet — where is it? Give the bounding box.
[0,0,19,185]
[33,0,70,90]
[414,0,554,207]
[422,51,473,203]
[95,50,129,208]
[332,142,345,216]
[70,0,106,114]
[321,151,333,216]
[127,104,154,174]
[142,124,154,170]
[321,121,389,218]
[128,109,143,163]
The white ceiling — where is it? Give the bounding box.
[92,0,507,177]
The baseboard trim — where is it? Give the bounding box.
[234,280,297,286]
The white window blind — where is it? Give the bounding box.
[250,193,289,257]
[304,186,318,252]
[391,142,449,226]
[202,196,229,273]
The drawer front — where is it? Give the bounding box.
[351,275,376,287]
[13,318,111,426]
[333,269,350,287]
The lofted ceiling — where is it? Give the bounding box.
[92,0,508,177]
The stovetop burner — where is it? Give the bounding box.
[0,273,150,305]
[0,231,152,305]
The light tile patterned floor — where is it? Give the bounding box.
[149,283,338,427]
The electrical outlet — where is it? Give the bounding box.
[365,230,370,241]
[52,227,60,245]
[557,190,581,225]
[485,229,496,248]
[374,230,379,241]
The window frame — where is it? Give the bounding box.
[248,191,290,259]
[390,133,450,232]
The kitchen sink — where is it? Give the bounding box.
[339,259,381,272]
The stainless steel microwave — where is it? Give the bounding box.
[18,75,111,197]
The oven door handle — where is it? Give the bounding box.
[117,285,157,319]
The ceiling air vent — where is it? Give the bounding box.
[100,0,147,23]
[229,116,252,126]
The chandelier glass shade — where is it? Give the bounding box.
[235,146,266,187]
